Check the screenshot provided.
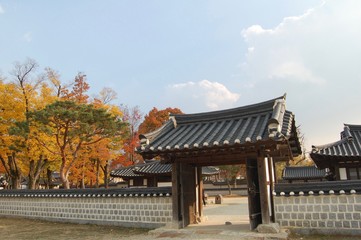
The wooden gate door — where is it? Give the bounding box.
[246,158,262,230]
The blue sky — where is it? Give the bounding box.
[1,1,361,151]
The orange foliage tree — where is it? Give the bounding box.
[138,107,183,135]
[0,58,134,190]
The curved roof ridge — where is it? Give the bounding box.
[344,123,361,130]
[140,120,174,143]
[170,94,286,124]
[312,137,349,153]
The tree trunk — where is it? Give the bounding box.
[7,153,21,189]
[60,154,70,189]
[95,159,100,188]
[46,168,52,189]
[101,160,109,188]
[226,179,232,195]
[11,176,21,189]
[81,178,85,189]
[60,169,70,189]
[28,167,35,189]
[28,156,48,189]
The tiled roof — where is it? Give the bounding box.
[0,187,172,198]
[282,166,328,180]
[134,160,171,175]
[138,94,301,158]
[311,124,361,158]
[110,160,220,178]
[110,165,141,178]
[275,180,361,196]
[202,166,220,176]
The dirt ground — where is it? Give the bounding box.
[0,217,148,240]
[2,216,361,240]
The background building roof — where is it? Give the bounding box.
[282,166,328,180]
[110,160,220,178]
[311,124,361,168]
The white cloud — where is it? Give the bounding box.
[240,1,361,87]
[238,1,361,150]
[269,61,325,84]
[0,4,4,14]
[23,32,32,42]
[166,80,240,112]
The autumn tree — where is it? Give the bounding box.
[29,100,127,189]
[0,59,51,189]
[116,105,143,166]
[7,58,55,189]
[61,73,89,103]
[138,107,183,134]
[89,89,126,188]
[45,67,72,99]
[0,80,25,189]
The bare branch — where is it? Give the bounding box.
[99,87,117,104]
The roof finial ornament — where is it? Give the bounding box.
[169,116,177,128]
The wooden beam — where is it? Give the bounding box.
[142,139,287,162]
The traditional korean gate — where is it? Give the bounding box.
[138,95,302,229]
[246,158,262,230]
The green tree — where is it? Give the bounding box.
[29,100,127,189]
[218,164,245,195]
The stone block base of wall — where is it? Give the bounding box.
[0,188,172,229]
[274,194,361,235]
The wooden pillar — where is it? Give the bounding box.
[171,162,181,227]
[272,159,278,183]
[257,155,270,224]
[246,158,262,230]
[197,166,203,219]
[268,157,275,222]
[179,163,197,227]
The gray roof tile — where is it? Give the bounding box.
[283,166,328,180]
[110,160,220,178]
[138,95,301,157]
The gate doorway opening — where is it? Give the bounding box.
[199,164,250,229]
[182,158,273,231]
[200,195,250,228]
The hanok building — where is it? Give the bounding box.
[111,160,172,188]
[311,124,361,181]
[137,95,302,229]
[110,160,220,188]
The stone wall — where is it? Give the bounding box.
[274,193,361,235]
[0,187,172,229]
